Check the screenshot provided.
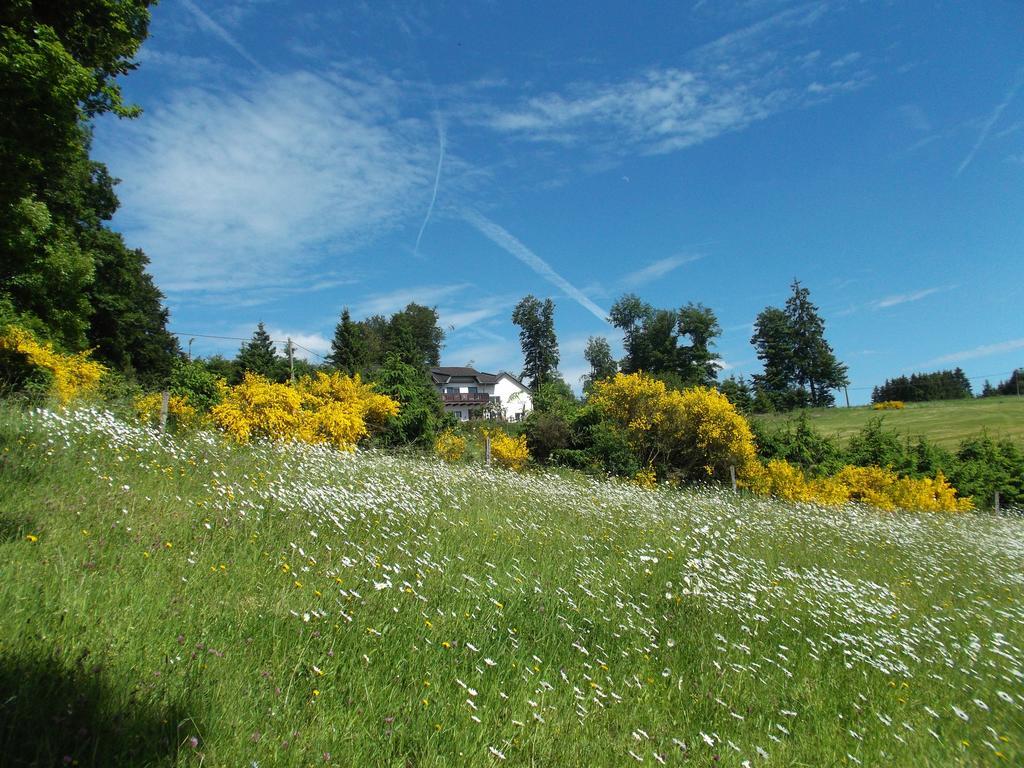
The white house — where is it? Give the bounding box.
[430,367,533,422]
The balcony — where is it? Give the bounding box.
[441,392,493,404]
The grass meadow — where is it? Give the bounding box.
[753,395,1024,450]
[0,404,1022,766]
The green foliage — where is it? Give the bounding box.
[983,369,1023,397]
[718,374,754,413]
[844,417,908,470]
[751,281,848,410]
[385,303,445,370]
[169,359,223,414]
[752,411,845,477]
[234,323,282,383]
[950,435,1024,510]
[371,354,447,446]
[84,229,179,388]
[525,411,574,464]
[582,335,617,392]
[328,307,366,375]
[512,295,560,390]
[609,295,722,387]
[872,368,972,403]
[0,0,157,354]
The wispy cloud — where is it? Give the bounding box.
[471,2,870,157]
[462,210,609,323]
[623,254,702,287]
[179,0,269,74]
[414,113,446,255]
[920,338,1024,367]
[955,66,1024,177]
[102,69,433,300]
[870,286,949,310]
[354,284,471,318]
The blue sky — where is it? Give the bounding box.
[93,1,1024,402]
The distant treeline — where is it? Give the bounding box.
[871,368,972,404]
[981,370,1022,398]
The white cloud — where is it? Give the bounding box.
[354,284,471,318]
[267,329,332,361]
[921,338,1024,367]
[623,254,702,287]
[471,2,869,157]
[103,70,433,299]
[956,67,1024,177]
[179,0,268,73]
[870,286,947,310]
[462,210,609,323]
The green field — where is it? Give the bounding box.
[754,395,1024,449]
[1,405,1022,767]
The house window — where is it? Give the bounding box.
[468,386,478,393]
[453,410,462,420]
[444,387,458,394]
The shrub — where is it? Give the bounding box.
[170,358,223,414]
[589,373,758,483]
[434,430,466,462]
[633,465,658,489]
[133,392,200,430]
[209,371,399,450]
[744,458,972,512]
[211,373,303,443]
[371,355,447,446]
[872,400,905,410]
[0,325,105,404]
[488,431,530,472]
[525,410,573,463]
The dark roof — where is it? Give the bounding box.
[430,366,500,385]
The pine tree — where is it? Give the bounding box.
[512,295,559,390]
[784,280,847,407]
[235,322,280,382]
[328,308,366,375]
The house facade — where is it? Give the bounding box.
[430,367,533,422]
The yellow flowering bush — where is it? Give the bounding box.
[211,373,303,443]
[488,431,530,472]
[211,371,399,450]
[633,465,658,489]
[295,371,399,450]
[434,430,466,462]
[0,325,105,404]
[589,373,758,482]
[744,458,971,512]
[872,400,905,410]
[134,392,200,429]
[743,459,850,505]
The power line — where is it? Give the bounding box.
[167,330,328,361]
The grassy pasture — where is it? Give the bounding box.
[0,405,1022,766]
[754,395,1024,449]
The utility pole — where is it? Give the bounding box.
[188,337,195,361]
[287,338,295,385]
[844,386,850,408]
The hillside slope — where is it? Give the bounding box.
[754,395,1024,449]
[1,406,1022,766]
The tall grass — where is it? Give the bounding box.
[0,404,1021,766]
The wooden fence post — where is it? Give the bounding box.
[159,391,169,434]
[485,434,492,466]
[730,465,737,494]
[995,491,1001,515]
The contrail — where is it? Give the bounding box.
[414,113,446,256]
[956,66,1023,177]
[179,0,269,74]
[463,210,609,324]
